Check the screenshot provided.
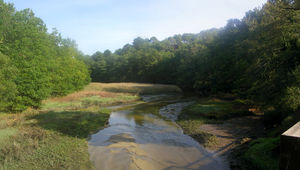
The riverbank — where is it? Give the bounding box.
[176,98,266,169]
[0,83,181,169]
[1,82,280,169]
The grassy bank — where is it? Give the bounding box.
[177,98,253,148]
[177,97,299,170]
[236,111,299,170]
[0,82,180,170]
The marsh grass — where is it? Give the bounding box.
[81,95,140,107]
[0,82,180,169]
[0,109,107,170]
[0,128,18,147]
[84,82,182,95]
[30,110,110,138]
[42,83,166,111]
[0,127,92,170]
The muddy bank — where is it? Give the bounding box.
[176,100,265,168]
[88,96,229,170]
[198,116,264,154]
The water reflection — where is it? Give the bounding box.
[88,97,229,170]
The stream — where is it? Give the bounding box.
[88,95,229,170]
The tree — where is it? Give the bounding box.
[0,53,17,111]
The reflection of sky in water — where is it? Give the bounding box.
[88,99,229,170]
[89,101,202,150]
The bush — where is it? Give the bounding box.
[243,137,280,170]
[0,53,17,111]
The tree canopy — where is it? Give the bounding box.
[87,0,300,115]
[0,1,90,112]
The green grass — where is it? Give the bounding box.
[181,99,252,121]
[81,95,139,106]
[1,129,92,170]
[42,94,140,111]
[0,109,110,170]
[177,118,218,148]
[0,128,18,147]
[42,101,81,110]
[177,98,252,148]
[243,137,280,170]
[30,109,110,138]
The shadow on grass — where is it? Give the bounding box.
[29,110,110,138]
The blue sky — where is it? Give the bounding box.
[5,0,267,55]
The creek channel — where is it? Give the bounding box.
[88,95,229,170]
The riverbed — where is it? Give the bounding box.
[88,95,229,170]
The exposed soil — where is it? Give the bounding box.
[197,115,265,168]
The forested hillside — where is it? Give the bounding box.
[0,1,90,112]
[88,0,300,126]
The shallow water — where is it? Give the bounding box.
[88,95,229,170]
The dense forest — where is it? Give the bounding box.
[0,0,90,112]
[87,0,300,127]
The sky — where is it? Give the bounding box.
[5,0,267,55]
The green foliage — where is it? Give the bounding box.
[284,86,300,110]
[0,53,17,111]
[86,0,299,125]
[0,1,90,112]
[243,137,280,170]
[284,67,300,111]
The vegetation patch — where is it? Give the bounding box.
[85,83,182,95]
[30,110,110,138]
[179,98,252,123]
[242,137,280,170]
[177,98,252,148]
[81,95,139,107]
[0,127,92,170]
[0,128,18,148]
[177,118,218,148]
[0,109,109,170]
[41,102,81,111]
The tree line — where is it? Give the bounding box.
[1,0,299,121]
[87,0,299,122]
[0,1,90,112]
